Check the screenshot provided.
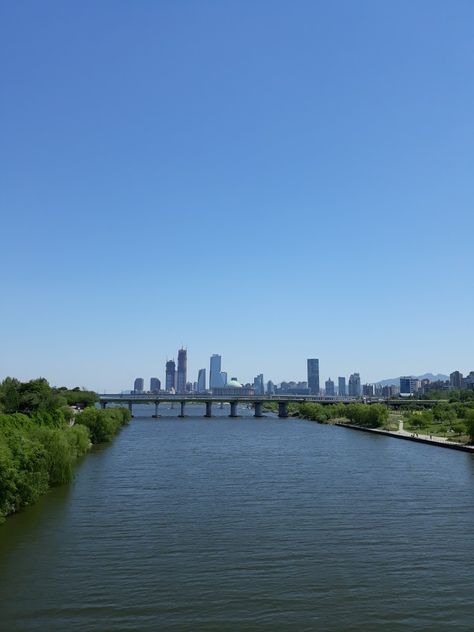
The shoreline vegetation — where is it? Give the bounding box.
[264,395,474,447]
[2,379,474,523]
[0,378,130,523]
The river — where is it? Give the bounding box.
[1,404,474,631]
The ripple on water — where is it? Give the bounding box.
[1,413,474,631]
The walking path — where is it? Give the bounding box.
[335,420,474,453]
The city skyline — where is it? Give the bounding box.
[1,336,470,393]
[120,347,466,397]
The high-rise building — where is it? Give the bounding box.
[400,376,419,397]
[133,377,144,393]
[307,359,320,395]
[266,380,275,395]
[253,374,264,395]
[338,377,346,397]
[464,371,474,390]
[165,360,176,391]
[348,373,361,397]
[363,383,374,397]
[450,371,463,389]
[177,348,187,393]
[150,377,161,393]
[197,368,206,392]
[220,371,227,386]
[210,354,224,389]
[325,378,335,396]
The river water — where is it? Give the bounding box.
[1,405,474,631]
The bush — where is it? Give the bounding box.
[66,425,91,458]
[343,403,388,428]
[0,378,127,524]
[406,410,434,429]
[298,403,329,423]
[75,407,130,444]
[465,410,474,444]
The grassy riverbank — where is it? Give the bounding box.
[0,378,130,523]
[264,397,474,445]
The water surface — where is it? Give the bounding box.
[1,404,474,631]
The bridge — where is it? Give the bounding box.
[98,393,439,418]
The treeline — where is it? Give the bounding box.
[404,400,474,442]
[0,378,130,523]
[421,389,474,402]
[0,377,98,415]
[298,402,389,428]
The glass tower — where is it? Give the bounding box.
[307,359,320,395]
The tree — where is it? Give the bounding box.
[0,377,21,414]
[465,410,474,444]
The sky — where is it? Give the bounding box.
[1,0,473,392]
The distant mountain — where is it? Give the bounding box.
[375,373,449,387]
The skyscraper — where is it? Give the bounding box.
[325,378,335,396]
[197,368,206,392]
[253,374,264,395]
[165,360,176,391]
[210,354,223,389]
[150,377,161,393]
[133,377,144,393]
[400,376,418,397]
[450,371,463,389]
[177,348,187,393]
[348,373,361,397]
[266,380,275,395]
[338,377,346,397]
[362,383,374,397]
[307,359,320,395]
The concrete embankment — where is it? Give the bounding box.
[335,423,474,454]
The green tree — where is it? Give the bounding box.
[465,410,474,443]
[0,377,21,414]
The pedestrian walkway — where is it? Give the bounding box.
[335,421,474,453]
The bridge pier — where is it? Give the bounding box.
[254,402,263,418]
[229,401,238,418]
[278,401,289,418]
[152,401,160,418]
[205,401,212,417]
[100,401,107,410]
[128,401,134,417]
[179,401,186,417]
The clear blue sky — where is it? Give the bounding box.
[1,1,473,391]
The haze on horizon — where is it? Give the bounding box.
[1,1,473,392]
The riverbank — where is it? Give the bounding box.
[335,422,474,453]
[0,387,131,524]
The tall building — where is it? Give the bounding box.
[307,359,320,395]
[363,383,374,397]
[133,377,144,393]
[253,374,264,395]
[266,380,275,395]
[464,371,474,390]
[197,368,206,392]
[348,373,361,397]
[150,377,161,393]
[450,371,463,389]
[177,348,187,393]
[400,376,419,397]
[210,354,224,389]
[338,377,346,397]
[325,378,335,396]
[165,360,176,391]
[220,371,228,386]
